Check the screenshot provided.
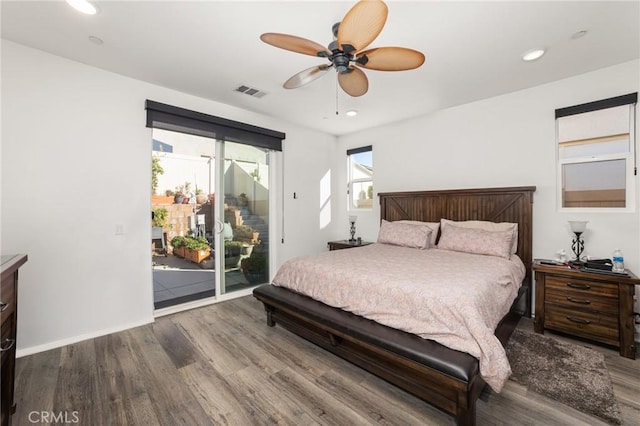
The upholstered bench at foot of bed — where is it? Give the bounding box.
[253,284,488,426]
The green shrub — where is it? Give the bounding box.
[241,250,267,274]
[152,207,168,228]
[171,236,186,247]
[184,236,209,250]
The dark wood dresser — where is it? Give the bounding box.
[533,262,638,359]
[1,254,27,426]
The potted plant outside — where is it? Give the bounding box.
[174,185,185,204]
[233,225,258,244]
[240,250,268,284]
[182,182,192,204]
[195,187,208,204]
[184,235,210,264]
[171,236,186,258]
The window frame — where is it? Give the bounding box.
[347,145,373,211]
[556,94,637,213]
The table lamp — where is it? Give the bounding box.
[569,220,588,263]
[349,215,357,242]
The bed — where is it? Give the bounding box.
[253,186,535,425]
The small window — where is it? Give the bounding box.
[556,94,637,210]
[347,146,373,210]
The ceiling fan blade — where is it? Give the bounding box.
[338,67,368,97]
[260,33,331,57]
[356,47,425,71]
[283,65,331,89]
[337,0,388,53]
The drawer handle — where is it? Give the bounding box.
[0,338,15,352]
[566,296,591,305]
[566,282,591,290]
[0,302,7,312]
[566,316,591,325]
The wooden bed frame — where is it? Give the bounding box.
[254,186,535,425]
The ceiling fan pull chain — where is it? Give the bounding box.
[335,76,339,115]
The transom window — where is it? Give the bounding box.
[347,146,373,210]
[556,93,637,210]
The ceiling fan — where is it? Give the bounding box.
[260,0,425,97]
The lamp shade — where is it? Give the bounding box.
[569,220,588,233]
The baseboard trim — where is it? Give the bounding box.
[16,316,155,358]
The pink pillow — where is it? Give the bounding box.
[377,220,432,249]
[437,225,513,259]
[440,219,518,254]
[396,220,440,246]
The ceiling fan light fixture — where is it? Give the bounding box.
[65,0,98,15]
[522,48,545,62]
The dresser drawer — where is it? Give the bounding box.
[0,275,16,326]
[546,275,618,298]
[546,287,618,314]
[0,313,16,361]
[545,303,619,346]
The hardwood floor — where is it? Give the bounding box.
[13,296,640,425]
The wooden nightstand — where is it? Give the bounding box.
[327,240,373,251]
[533,262,638,359]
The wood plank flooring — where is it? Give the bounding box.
[13,296,640,425]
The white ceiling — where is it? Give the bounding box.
[2,1,639,136]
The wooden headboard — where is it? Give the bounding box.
[379,186,536,316]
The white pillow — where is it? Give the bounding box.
[440,219,518,254]
[377,220,432,249]
[396,220,440,246]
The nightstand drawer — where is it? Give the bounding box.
[545,304,619,346]
[546,276,618,298]
[546,288,618,314]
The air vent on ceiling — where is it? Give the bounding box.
[234,84,268,98]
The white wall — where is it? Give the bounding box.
[1,40,337,355]
[336,59,640,331]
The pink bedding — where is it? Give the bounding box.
[272,243,525,392]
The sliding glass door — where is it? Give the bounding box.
[151,131,271,308]
[146,100,283,309]
[219,141,270,294]
[151,129,217,308]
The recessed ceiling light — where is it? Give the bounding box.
[88,35,103,45]
[522,48,545,62]
[66,0,98,15]
[571,30,588,40]
[345,110,358,117]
